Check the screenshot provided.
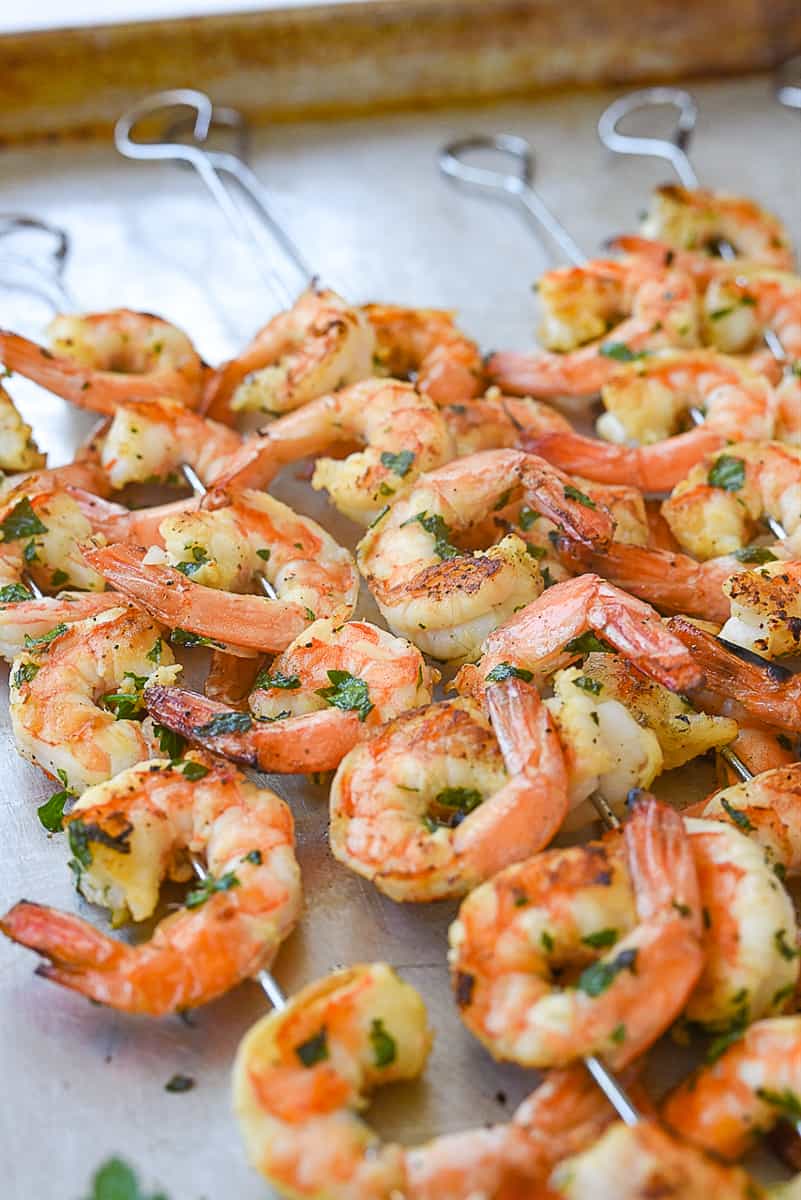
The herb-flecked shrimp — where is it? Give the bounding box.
[144,618,436,775]
[357,449,614,662]
[364,302,484,406]
[1,754,301,1015]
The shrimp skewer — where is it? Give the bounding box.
[0,310,207,410]
[0,755,301,1015]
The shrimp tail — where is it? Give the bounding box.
[1,900,120,971]
[145,684,362,772]
[625,793,702,930]
[520,455,615,547]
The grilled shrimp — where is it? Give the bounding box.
[487,270,699,400]
[699,763,801,876]
[1,754,301,1015]
[0,386,45,472]
[458,573,703,696]
[91,396,242,491]
[662,442,801,560]
[720,559,801,658]
[667,614,801,733]
[330,678,568,901]
[640,184,794,268]
[0,592,126,662]
[702,269,801,360]
[534,254,658,353]
[233,962,621,1200]
[0,475,108,594]
[204,286,375,421]
[205,379,454,524]
[0,309,206,409]
[357,450,614,662]
[85,490,358,655]
[551,1120,768,1200]
[9,605,179,790]
[449,794,703,1069]
[144,618,436,774]
[364,302,484,406]
[663,1017,801,1161]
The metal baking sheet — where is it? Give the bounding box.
[1,76,799,1200]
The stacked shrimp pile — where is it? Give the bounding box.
[0,183,800,1198]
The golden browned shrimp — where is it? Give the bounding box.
[1,754,301,1015]
[364,302,484,406]
[204,285,375,421]
[0,309,206,409]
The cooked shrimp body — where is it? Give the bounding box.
[702,269,801,359]
[330,679,569,902]
[0,310,206,410]
[206,379,454,524]
[717,723,800,782]
[551,1120,766,1200]
[720,559,801,658]
[462,573,704,695]
[364,302,484,406]
[9,605,180,790]
[233,962,433,1200]
[449,793,703,1069]
[641,184,794,269]
[0,476,108,593]
[681,818,799,1031]
[97,396,242,490]
[145,618,437,775]
[0,592,126,662]
[663,442,801,560]
[700,763,801,877]
[205,286,375,421]
[668,614,801,733]
[777,373,801,445]
[663,1016,801,1161]
[544,653,737,820]
[85,491,358,654]
[444,387,572,457]
[1,754,301,1015]
[0,385,45,472]
[535,256,656,353]
[487,270,700,400]
[248,617,436,723]
[357,450,614,663]
[554,538,738,623]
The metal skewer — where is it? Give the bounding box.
[114,89,313,312]
[0,214,75,312]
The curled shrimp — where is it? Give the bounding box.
[0,309,206,410]
[458,573,704,696]
[551,1119,769,1200]
[0,475,110,594]
[88,396,242,491]
[535,253,659,352]
[487,270,700,401]
[204,286,375,421]
[699,763,801,877]
[364,302,484,406]
[640,183,794,269]
[144,617,436,774]
[530,426,726,493]
[9,605,180,790]
[0,385,45,472]
[443,387,573,456]
[0,592,126,662]
[85,489,359,655]
[449,793,703,1069]
[205,378,454,524]
[357,449,614,663]
[703,269,801,360]
[1,754,301,1015]
[662,442,801,560]
[234,961,621,1200]
[720,559,801,659]
[663,1016,801,1161]
[666,614,801,732]
[330,678,569,901]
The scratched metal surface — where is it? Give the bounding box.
[0,76,799,1200]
